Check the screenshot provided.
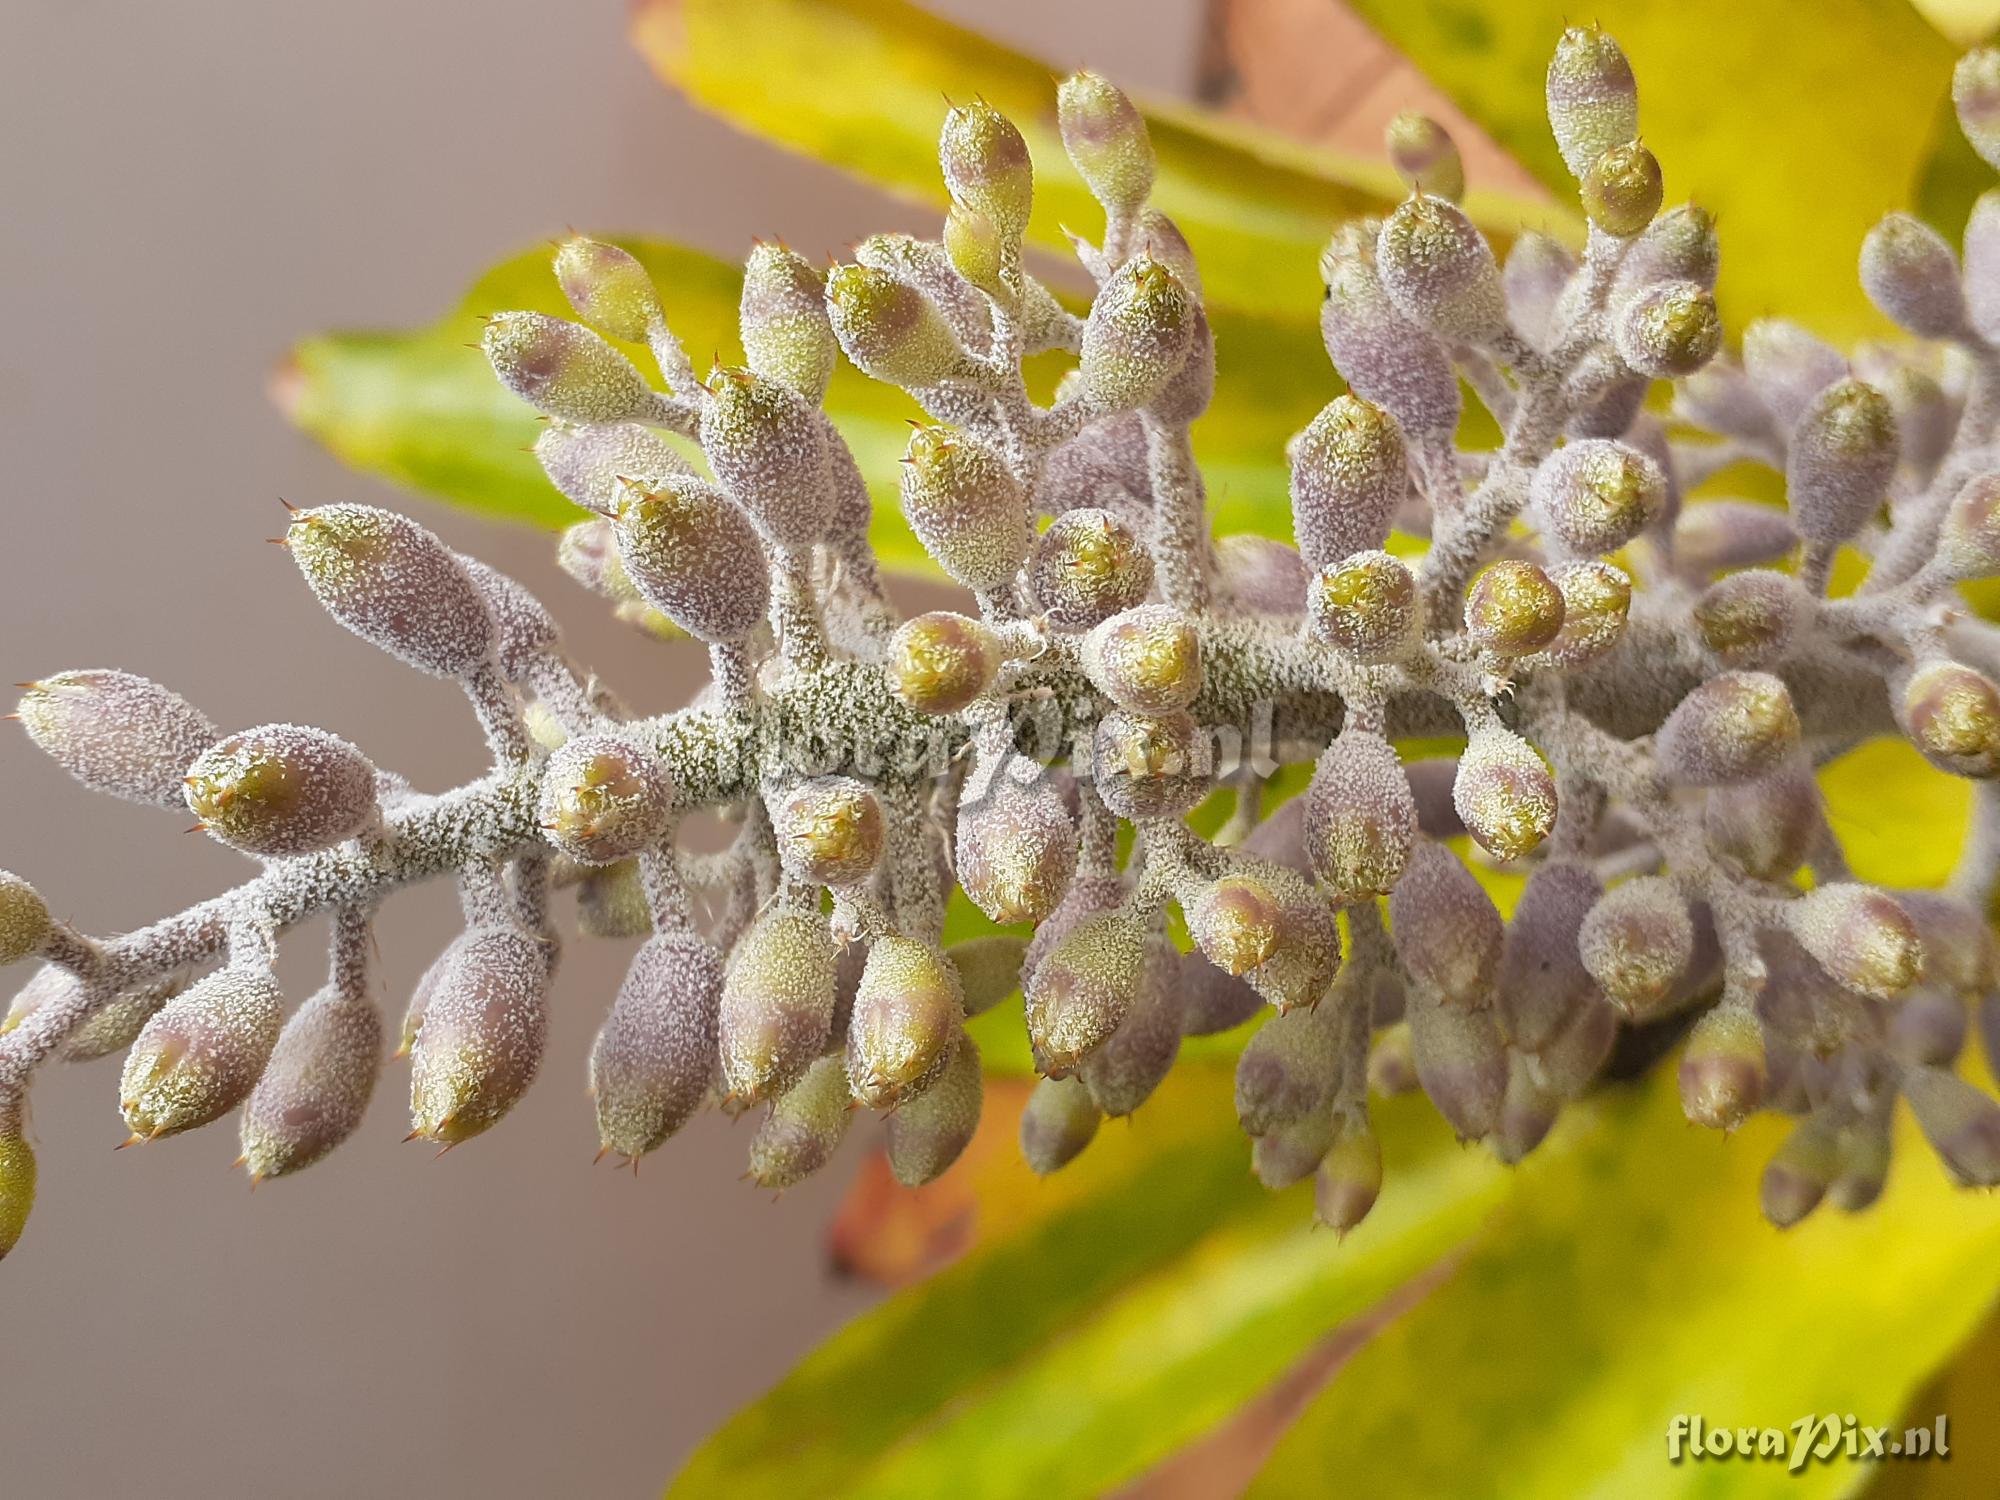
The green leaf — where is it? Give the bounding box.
[628,0,1564,326]
[1250,1066,2000,1500]
[668,1068,1509,1499]
[1345,0,1968,341]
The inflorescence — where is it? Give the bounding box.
[8,29,2000,1262]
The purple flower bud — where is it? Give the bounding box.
[1304,729,1418,899]
[185,724,378,857]
[1319,222,1461,449]
[700,365,830,551]
[1080,938,1181,1116]
[1741,319,1846,436]
[1954,48,2000,172]
[1899,659,2000,778]
[1859,212,1966,337]
[1081,605,1203,714]
[286,504,496,678]
[1890,988,1968,1069]
[1177,949,1266,1036]
[1493,1052,1561,1164]
[1703,762,1822,880]
[1059,71,1154,214]
[1407,984,1507,1140]
[740,244,837,401]
[1761,1113,1839,1227]
[1026,909,1146,1076]
[1692,568,1807,668]
[1028,507,1154,631]
[1289,395,1410,569]
[1522,560,1631,669]
[1678,1005,1765,1130]
[482,311,657,424]
[1389,841,1503,1008]
[939,100,1033,240]
[612,474,770,643]
[1091,709,1213,820]
[1609,204,1720,305]
[16,669,217,810]
[1904,1065,2000,1186]
[1531,438,1667,557]
[407,926,552,1145]
[553,237,662,344]
[1613,281,1721,379]
[121,966,284,1139]
[1385,111,1464,201]
[239,986,381,1180]
[1496,862,1603,1052]
[1786,378,1899,546]
[826,264,967,387]
[1654,671,1800,786]
[1934,471,2000,580]
[539,736,673,866]
[455,556,559,683]
[775,776,885,889]
[1376,195,1508,344]
[591,931,723,1159]
[1895,890,1996,994]
[1464,560,1565,656]
[1546,26,1639,178]
[1964,190,2000,343]
[1306,551,1424,664]
[1453,726,1557,861]
[899,426,1030,593]
[1314,1109,1383,1230]
[1252,1111,1336,1188]
[1234,1001,1341,1137]
[1212,534,1311,617]
[1671,500,1797,576]
[1020,1074,1099,1174]
[1079,258,1196,413]
[845,937,963,1109]
[886,1030,982,1186]
[1503,232,1578,351]
[1787,883,1923,999]
[1580,876,1694,1019]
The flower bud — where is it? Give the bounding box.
[718,910,838,1104]
[1389,841,1503,1007]
[1407,985,1507,1140]
[1672,500,1798,576]
[1091,708,1213,820]
[1504,232,1578,350]
[1901,660,2000,778]
[1493,1053,1561,1165]
[456,556,559,684]
[1787,883,1923,999]
[1520,560,1631,670]
[1496,862,1603,1051]
[1059,71,1155,214]
[1546,26,1639,179]
[408,926,552,1144]
[1320,220,1462,448]
[239,986,381,1180]
[612,475,771,642]
[1214,534,1311,617]
[825,264,967,387]
[1654,671,1799,785]
[1028,507,1154,631]
[1020,1073,1099,1174]
[939,100,1032,241]
[1825,1116,1893,1212]
[16,670,217,809]
[1025,908,1146,1076]
[943,204,1006,296]
[286,504,495,677]
[1376,195,1507,344]
[1369,1021,1419,1097]
[1234,1002,1341,1137]
[1233,865,1343,1014]
[886,1030,983,1186]
[888,611,1002,714]
[1289,395,1409,570]
[1080,938,1181,1116]
[1252,1111,1336,1189]
[0,1129,33,1262]
[1464,560,1565,656]
[1081,605,1202,714]
[553,236,662,344]
[483,310,657,424]
[740,244,838,400]
[539,735,672,866]
[1761,1113,1839,1227]
[845,937,963,1109]
[0,872,48,966]
[535,421,693,517]
[1703,762,1821,880]
[1453,726,1557,861]
[1314,1109,1383,1231]
[946,934,1028,1017]
[1385,111,1464,201]
[1741,318,1846,436]
[121,966,284,1139]
[1692,569,1806,669]
[1904,1065,2000,1186]
[1531,439,1666,558]
[1179,950,1267,1036]
[956,774,1077,925]
[1786,378,1899,546]
[26,970,178,1062]
[899,426,1030,592]
[1678,1005,1765,1130]
[1934,471,2000,580]
[1858,213,1965,338]
[1955,47,2000,172]
[1966,191,2000,343]
[774,776,884,889]
[1079,258,1195,413]
[591,931,724,1159]
[748,1055,854,1190]
[185,725,377,857]
[1579,876,1693,1019]
[1304,730,1417,899]
[1891,988,1968,1069]
[1613,280,1721,378]
[1190,872,1287,978]
[1306,551,1422,663]
[700,365,830,550]
[1536,994,1619,1100]
[1896,889,1996,994]
[1582,141,1661,237]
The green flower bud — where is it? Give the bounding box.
[1376,194,1507,343]
[1020,1073,1099,1174]
[1828,1115,1893,1212]
[1025,908,1146,1076]
[1315,1109,1383,1231]
[939,100,1033,241]
[45,971,181,1062]
[700,364,831,550]
[0,871,49,965]
[239,985,381,1180]
[1521,560,1631,670]
[1546,26,1639,179]
[1464,560,1565,656]
[775,776,884,889]
[1693,568,1808,668]
[1581,140,1662,236]
[946,935,1029,1017]
[748,1055,853,1190]
[1786,378,1899,546]
[1904,1065,2000,1186]
[1493,1052,1561,1164]
[1762,1113,1840,1227]
[1859,213,1966,338]
[612,475,770,642]
[1190,872,1285,977]
[1234,1001,1341,1137]
[1934,471,2000,580]
[1252,1110,1336,1189]
[1788,883,1923,999]
[1306,551,1423,663]
[1453,725,1557,861]
[1495,862,1603,1052]
[0,1129,34,1262]
[1320,220,1462,448]
[719,911,838,1105]
[1655,671,1800,786]
[1407,984,1507,1140]
[1609,203,1719,304]
[1389,841,1503,1007]
[1613,280,1721,378]
[1029,507,1156,631]
[286,504,495,678]
[1531,438,1666,558]
[845,937,963,1109]
[15,669,218,810]
[1091,708,1213,820]
[590,931,722,1159]
[1672,500,1798,577]
[1081,605,1203,714]
[1386,111,1464,201]
[121,966,284,1139]
[825,264,967,387]
[553,236,662,344]
[1954,47,2000,172]
[899,425,1031,592]
[1059,71,1154,214]
[482,310,657,424]
[185,724,378,857]
[1304,729,1417,899]
[1742,318,1846,434]
[887,611,1002,714]
[539,735,673,866]
[740,244,838,400]
[1579,875,1694,1019]
[886,1030,983,1186]
[1678,1005,1765,1130]
[1079,937,1180,1117]
[1079,257,1195,413]
[1289,395,1409,570]
[941,203,1005,298]
[408,927,552,1145]
[535,420,693,517]
[1233,863,1344,1014]
[956,778,1077,926]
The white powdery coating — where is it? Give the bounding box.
[1375,196,1507,344]
[0,871,47,964]
[956,777,1081,926]
[1545,27,1638,178]
[1080,605,1204,714]
[1495,861,1603,1053]
[899,429,1030,593]
[1578,875,1694,1017]
[407,926,552,1142]
[1028,508,1155,631]
[718,910,838,1102]
[1741,319,1847,437]
[535,421,694,517]
[1787,884,1924,1000]
[1523,560,1631,670]
[1091,709,1213,820]
[700,370,832,550]
[240,987,382,1179]
[538,735,673,867]
[1451,726,1557,860]
[1785,379,1900,546]
[1387,840,1502,1007]
[886,1030,982,1187]
[1036,413,1150,522]
[1693,568,1807,668]
[1304,728,1417,898]
[1859,212,1966,338]
[612,475,771,643]
[185,723,379,857]
[1079,936,1182,1117]
[844,935,963,1109]
[288,505,496,678]
[1529,438,1665,558]
[121,967,284,1138]
[591,931,724,1158]
[1654,671,1800,786]
[17,669,218,808]
[4,965,180,1061]
[1289,395,1409,570]
[1025,909,1146,1076]
[1320,229,1462,444]
[456,556,559,682]
[483,311,656,425]
[747,1054,854,1190]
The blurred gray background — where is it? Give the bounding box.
[0,2,1208,1496]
